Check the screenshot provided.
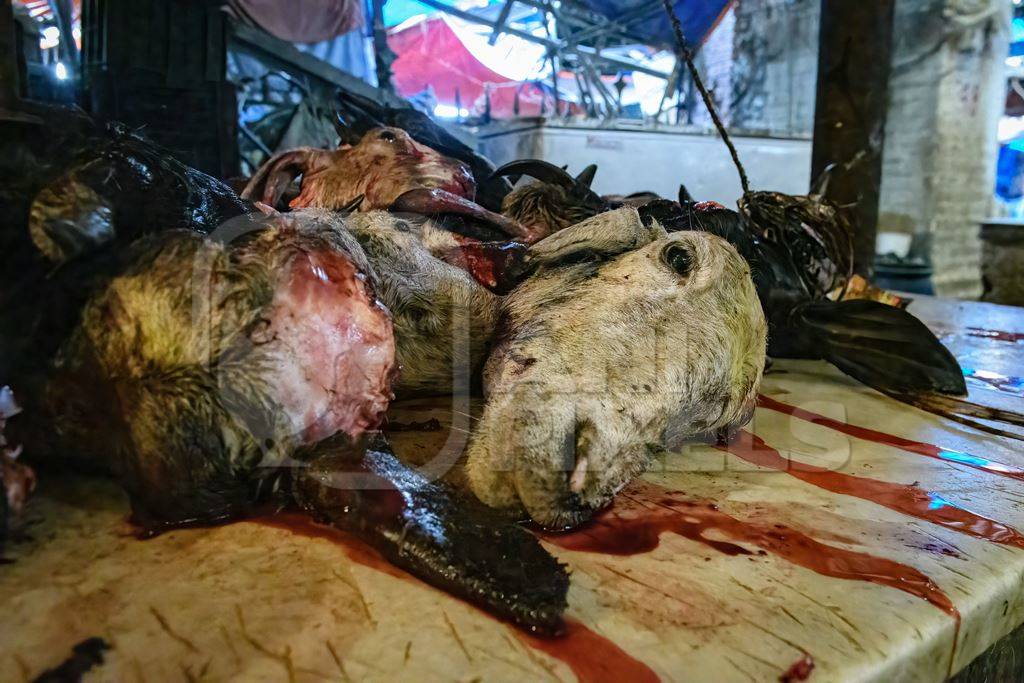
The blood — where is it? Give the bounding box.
[446,237,528,293]
[964,327,1024,344]
[252,514,659,680]
[438,164,476,199]
[757,394,1024,482]
[718,431,1024,551]
[457,242,499,289]
[542,481,959,620]
[780,653,814,682]
[518,618,660,683]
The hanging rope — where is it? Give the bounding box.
[660,0,750,195]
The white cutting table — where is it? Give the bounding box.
[1,295,1023,682]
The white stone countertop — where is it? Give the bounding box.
[1,295,1023,682]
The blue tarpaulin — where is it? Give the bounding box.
[1011,17,1024,56]
[383,0,732,47]
[579,0,732,47]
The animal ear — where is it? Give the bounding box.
[678,184,694,204]
[777,299,966,396]
[525,207,665,270]
[575,164,597,188]
[241,148,331,210]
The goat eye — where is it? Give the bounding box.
[663,244,692,277]
[378,130,397,143]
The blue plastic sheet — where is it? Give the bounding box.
[383,0,732,47]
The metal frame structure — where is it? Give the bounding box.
[413,0,668,77]
[399,0,672,118]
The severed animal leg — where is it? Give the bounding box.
[293,435,569,635]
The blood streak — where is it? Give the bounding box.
[542,481,958,619]
[964,327,1024,344]
[718,431,1024,550]
[780,653,814,682]
[446,236,528,293]
[757,394,1024,482]
[518,619,660,683]
[253,515,658,681]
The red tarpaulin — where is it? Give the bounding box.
[388,17,557,118]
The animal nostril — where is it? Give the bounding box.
[547,494,594,531]
[378,130,397,143]
[663,244,693,277]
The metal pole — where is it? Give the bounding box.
[371,0,396,92]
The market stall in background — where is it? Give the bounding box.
[3,2,1024,682]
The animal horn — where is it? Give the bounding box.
[488,159,577,190]
[811,163,837,197]
[341,194,364,213]
[332,111,352,143]
[389,188,538,242]
[575,164,597,189]
[241,148,330,210]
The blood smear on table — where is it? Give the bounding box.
[757,394,1024,483]
[542,480,959,619]
[719,431,1024,551]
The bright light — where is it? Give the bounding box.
[54,62,68,81]
[433,104,469,118]
[1008,56,1023,68]
[999,116,1024,143]
[40,26,60,50]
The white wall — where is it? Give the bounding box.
[477,124,812,208]
[879,0,1009,298]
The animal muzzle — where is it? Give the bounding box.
[465,387,640,530]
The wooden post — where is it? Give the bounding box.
[0,0,19,108]
[811,0,896,276]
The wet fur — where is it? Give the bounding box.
[47,213,393,522]
[500,183,601,240]
[341,212,500,395]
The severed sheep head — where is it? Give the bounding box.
[465,208,767,528]
[47,211,396,524]
[242,127,475,212]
